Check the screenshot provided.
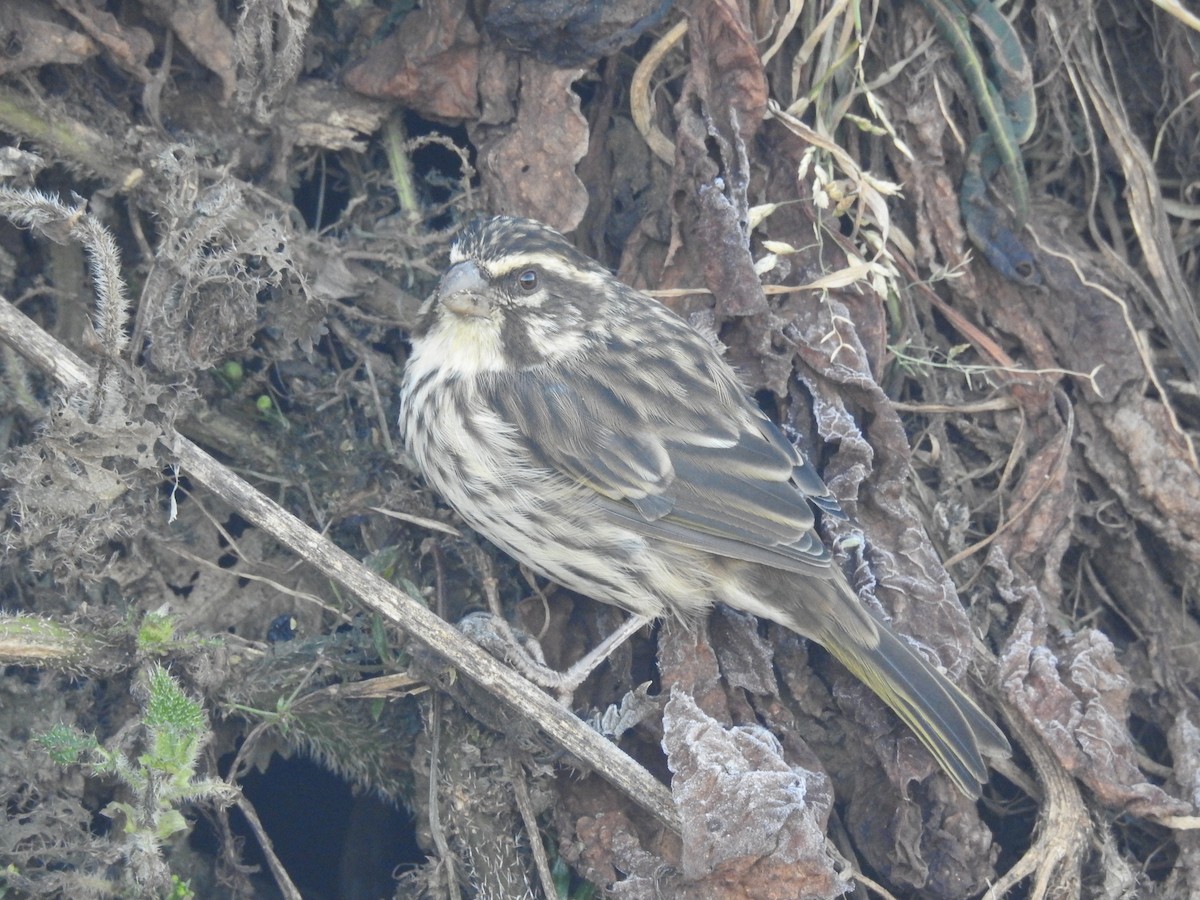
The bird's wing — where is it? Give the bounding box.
[485,360,846,577]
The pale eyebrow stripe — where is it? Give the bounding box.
[487,253,612,292]
[487,252,579,278]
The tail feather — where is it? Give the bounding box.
[764,570,1011,797]
[822,621,1010,797]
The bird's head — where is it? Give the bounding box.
[413,217,617,372]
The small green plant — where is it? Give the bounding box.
[136,611,177,653]
[214,359,245,391]
[167,873,196,900]
[552,855,596,900]
[1,863,21,898]
[36,665,234,892]
[255,393,291,430]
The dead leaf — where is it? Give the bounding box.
[166,0,236,102]
[0,0,97,76]
[666,0,769,315]
[474,59,590,232]
[281,80,391,151]
[55,0,153,82]
[344,0,481,120]
[662,688,848,898]
[685,0,767,146]
[484,0,675,66]
[1001,590,1190,818]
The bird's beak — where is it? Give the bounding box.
[438,261,492,318]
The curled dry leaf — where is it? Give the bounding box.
[474,60,590,233]
[1001,594,1190,818]
[663,688,848,898]
[57,0,155,81]
[484,0,675,67]
[164,0,236,102]
[344,0,481,120]
[662,0,770,316]
[0,0,98,76]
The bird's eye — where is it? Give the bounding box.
[516,269,539,292]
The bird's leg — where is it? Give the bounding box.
[550,613,652,703]
[458,610,559,681]
[460,573,651,703]
[513,564,647,698]
[470,572,551,667]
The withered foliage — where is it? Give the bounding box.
[1,0,1199,897]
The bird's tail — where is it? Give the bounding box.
[822,614,1010,797]
[771,573,1011,797]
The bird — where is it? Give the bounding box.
[399,214,1011,797]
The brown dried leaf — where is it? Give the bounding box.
[54,0,152,80]
[665,0,768,316]
[484,0,675,66]
[1001,593,1190,818]
[281,81,391,152]
[0,0,97,76]
[662,688,848,898]
[1084,397,1200,567]
[710,606,777,698]
[344,0,481,120]
[781,281,981,662]
[167,0,236,102]
[657,618,729,722]
[843,767,998,896]
[685,0,767,146]
[570,805,687,898]
[475,60,590,232]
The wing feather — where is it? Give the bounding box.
[485,349,845,576]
